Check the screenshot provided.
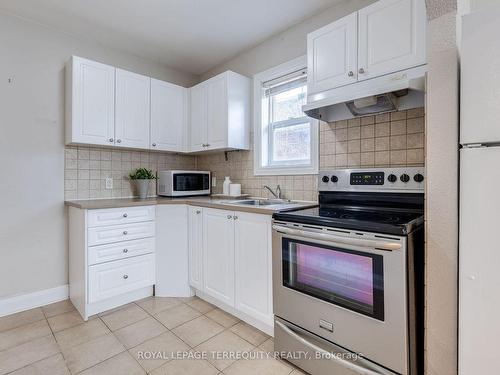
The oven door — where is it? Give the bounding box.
[172,172,210,196]
[272,222,409,375]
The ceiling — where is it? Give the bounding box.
[0,0,344,75]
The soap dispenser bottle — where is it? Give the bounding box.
[223,176,232,195]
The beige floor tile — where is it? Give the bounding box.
[0,335,60,375]
[149,358,218,375]
[154,303,201,329]
[223,351,293,375]
[289,368,307,374]
[205,308,239,328]
[195,330,254,371]
[135,297,182,315]
[0,308,45,333]
[54,318,109,350]
[100,303,149,331]
[41,300,75,318]
[230,322,269,346]
[0,319,51,351]
[61,333,125,374]
[259,338,275,353]
[186,298,216,313]
[47,310,88,333]
[9,353,70,375]
[172,316,224,347]
[129,331,190,372]
[78,351,145,375]
[114,317,167,349]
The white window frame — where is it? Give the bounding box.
[253,55,319,176]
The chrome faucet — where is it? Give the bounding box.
[264,185,282,199]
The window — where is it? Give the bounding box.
[254,56,318,175]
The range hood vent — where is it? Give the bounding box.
[303,65,426,122]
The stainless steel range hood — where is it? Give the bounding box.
[303,65,426,122]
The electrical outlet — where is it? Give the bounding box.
[212,176,217,187]
[105,178,113,190]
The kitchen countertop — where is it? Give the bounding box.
[64,196,318,215]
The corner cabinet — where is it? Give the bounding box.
[188,207,273,334]
[307,0,426,94]
[189,71,250,152]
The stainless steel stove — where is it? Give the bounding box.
[272,167,424,375]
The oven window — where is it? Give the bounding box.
[282,239,384,320]
[173,173,209,192]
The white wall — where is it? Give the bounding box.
[0,11,198,299]
[201,0,376,80]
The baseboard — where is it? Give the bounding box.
[0,285,69,317]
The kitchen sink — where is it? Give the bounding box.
[227,199,298,206]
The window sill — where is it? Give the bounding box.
[254,164,318,176]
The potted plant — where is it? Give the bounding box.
[129,168,156,199]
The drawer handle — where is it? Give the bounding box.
[123,213,128,218]
[123,249,128,253]
[123,274,128,279]
[123,231,128,235]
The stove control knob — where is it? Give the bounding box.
[330,175,338,183]
[322,176,329,183]
[414,173,424,183]
[387,174,397,183]
[400,174,410,183]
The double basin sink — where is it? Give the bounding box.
[224,198,304,209]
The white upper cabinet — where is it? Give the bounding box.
[307,0,426,93]
[307,13,358,94]
[357,0,426,81]
[189,83,209,152]
[189,71,250,152]
[66,56,115,146]
[115,69,151,149]
[151,79,187,152]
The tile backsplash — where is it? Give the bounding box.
[64,108,424,201]
[64,147,196,200]
[197,108,425,201]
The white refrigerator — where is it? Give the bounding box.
[459,7,500,375]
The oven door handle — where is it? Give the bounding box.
[272,225,401,251]
[275,320,390,375]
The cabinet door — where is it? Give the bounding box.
[357,0,426,81]
[206,74,228,150]
[68,56,115,146]
[115,69,151,149]
[203,208,235,306]
[151,79,187,152]
[189,83,208,152]
[188,206,204,290]
[307,13,357,94]
[234,213,273,325]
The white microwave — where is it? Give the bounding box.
[157,170,211,197]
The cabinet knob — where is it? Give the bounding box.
[123,213,128,218]
[123,249,128,253]
[196,210,201,214]
[109,138,114,142]
[123,230,128,235]
[348,71,354,77]
[359,68,365,74]
[152,143,156,147]
[123,274,128,279]
[227,215,232,219]
[116,139,122,143]
[206,144,210,147]
[233,216,238,220]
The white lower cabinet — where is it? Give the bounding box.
[69,205,156,320]
[203,208,235,306]
[188,206,273,333]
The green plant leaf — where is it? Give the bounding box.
[129,168,157,180]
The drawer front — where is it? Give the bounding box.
[88,237,155,265]
[88,206,155,227]
[88,222,155,246]
[88,254,155,303]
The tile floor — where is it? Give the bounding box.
[0,296,306,375]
